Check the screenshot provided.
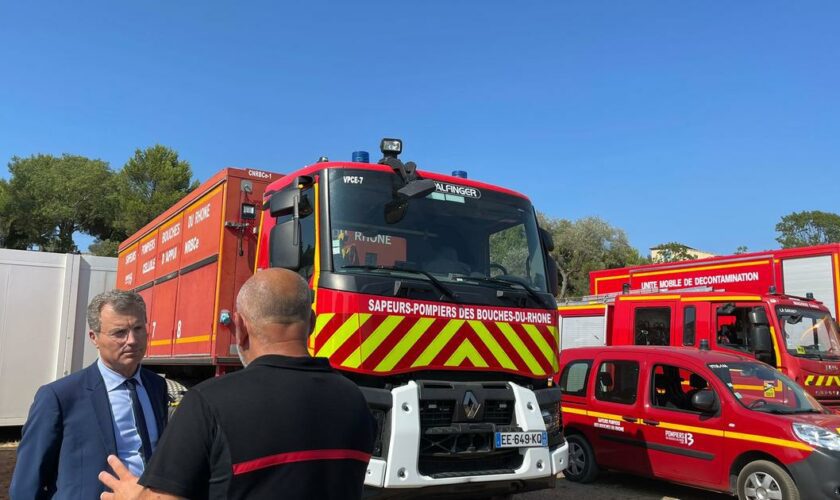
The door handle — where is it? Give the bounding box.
[642,419,660,426]
[622,416,637,423]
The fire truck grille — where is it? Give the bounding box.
[483,400,514,425]
[419,400,455,428]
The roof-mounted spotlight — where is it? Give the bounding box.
[380,138,402,160]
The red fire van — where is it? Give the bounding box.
[558,345,840,499]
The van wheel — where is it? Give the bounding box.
[564,434,599,483]
[737,460,799,500]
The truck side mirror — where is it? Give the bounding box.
[269,219,301,270]
[268,182,313,219]
[691,388,718,414]
[545,255,559,297]
[749,308,769,325]
[269,189,297,218]
[749,325,774,362]
[538,227,555,252]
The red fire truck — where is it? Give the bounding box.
[117,139,567,497]
[557,289,840,412]
[590,244,840,318]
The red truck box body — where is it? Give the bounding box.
[590,244,840,318]
[117,168,280,363]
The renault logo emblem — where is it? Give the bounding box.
[463,391,481,420]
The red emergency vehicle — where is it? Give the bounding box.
[117,139,567,497]
[590,244,840,319]
[558,289,840,412]
[559,346,840,499]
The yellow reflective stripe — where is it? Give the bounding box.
[658,421,724,437]
[376,317,435,372]
[834,254,840,317]
[469,321,516,370]
[315,313,370,358]
[524,324,555,369]
[149,339,170,346]
[310,313,335,346]
[558,304,607,311]
[175,335,210,344]
[561,406,587,416]
[496,322,545,375]
[725,431,812,451]
[445,339,488,368]
[564,408,812,452]
[634,260,770,278]
[546,325,559,371]
[412,319,464,367]
[341,315,404,369]
[619,295,681,301]
[681,295,762,302]
[587,410,626,421]
[769,326,782,368]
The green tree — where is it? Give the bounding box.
[651,242,698,263]
[775,210,840,248]
[114,145,198,238]
[0,179,9,246]
[538,214,647,298]
[734,245,749,254]
[4,154,116,252]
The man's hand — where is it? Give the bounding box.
[99,455,143,500]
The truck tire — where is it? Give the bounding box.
[165,378,188,419]
[737,460,799,500]
[564,434,599,483]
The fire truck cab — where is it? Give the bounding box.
[558,290,840,412]
[559,346,840,499]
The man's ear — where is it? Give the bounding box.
[89,329,99,347]
[234,312,250,350]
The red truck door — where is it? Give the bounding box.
[639,362,726,489]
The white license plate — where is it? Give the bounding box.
[494,431,548,449]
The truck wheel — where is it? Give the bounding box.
[564,434,599,483]
[165,378,188,418]
[737,460,799,500]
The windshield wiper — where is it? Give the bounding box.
[486,276,550,309]
[341,265,458,302]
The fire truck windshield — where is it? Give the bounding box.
[328,168,549,296]
[777,306,840,359]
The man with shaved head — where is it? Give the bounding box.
[101,269,376,500]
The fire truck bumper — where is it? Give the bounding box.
[363,380,567,494]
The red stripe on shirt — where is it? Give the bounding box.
[232,449,372,475]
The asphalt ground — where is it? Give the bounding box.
[0,426,734,500]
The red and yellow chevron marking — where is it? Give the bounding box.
[310,293,558,378]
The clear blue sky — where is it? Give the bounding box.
[2,1,839,255]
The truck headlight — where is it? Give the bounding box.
[793,423,840,451]
[540,403,563,447]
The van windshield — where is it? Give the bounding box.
[708,361,824,414]
[776,306,840,360]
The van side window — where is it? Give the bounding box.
[651,364,709,412]
[595,361,639,405]
[683,306,696,346]
[634,307,671,346]
[560,361,591,397]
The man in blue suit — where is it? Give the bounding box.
[10,290,168,499]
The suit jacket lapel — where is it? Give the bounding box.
[86,363,117,456]
[140,369,167,433]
